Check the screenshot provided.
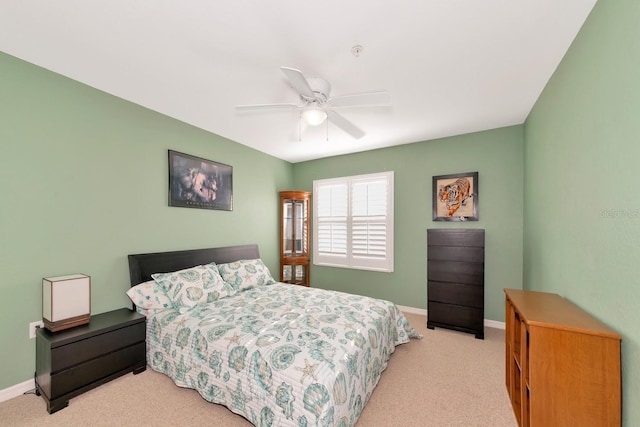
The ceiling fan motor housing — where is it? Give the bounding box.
[304,77,331,103]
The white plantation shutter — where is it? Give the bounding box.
[316,183,347,256]
[313,171,394,272]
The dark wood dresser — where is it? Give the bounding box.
[427,228,485,339]
[35,308,146,413]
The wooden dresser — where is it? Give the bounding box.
[427,228,484,339]
[504,289,621,426]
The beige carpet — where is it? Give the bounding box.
[0,313,517,426]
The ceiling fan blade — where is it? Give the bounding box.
[281,67,316,100]
[328,91,391,108]
[236,103,298,111]
[329,111,366,139]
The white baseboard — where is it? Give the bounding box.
[398,305,505,330]
[484,319,506,330]
[0,378,35,403]
[397,305,427,316]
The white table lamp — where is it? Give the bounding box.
[42,274,91,332]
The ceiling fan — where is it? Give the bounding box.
[236,67,390,139]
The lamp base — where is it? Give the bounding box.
[43,314,90,332]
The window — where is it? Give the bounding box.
[313,171,394,272]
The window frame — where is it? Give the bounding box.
[312,171,394,272]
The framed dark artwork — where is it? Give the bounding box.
[433,171,478,221]
[168,150,233,211]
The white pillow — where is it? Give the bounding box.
[151,263,234,308]
[126,280,173,311]
[217,259,277,291]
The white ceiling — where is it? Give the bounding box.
[0,1,597,163]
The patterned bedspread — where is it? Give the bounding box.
[146,283,421,426]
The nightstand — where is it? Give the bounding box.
[35,308,146,414]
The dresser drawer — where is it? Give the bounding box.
[427,229,484,247]
[47,342,145,398]
[427,260,483,285]
[427,245,484,263]
[428,281,483,308]
[50,322,145,372]
[428,301,483,331]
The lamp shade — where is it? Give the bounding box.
[43,274,91,332]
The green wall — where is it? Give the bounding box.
[0,52,293,389]
[293,126,524,321]
[524,1,639,425]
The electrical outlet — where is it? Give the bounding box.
[29,320,44,339]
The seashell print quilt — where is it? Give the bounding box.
[146,282,422,426]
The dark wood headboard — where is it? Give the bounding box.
[127,244,260,286]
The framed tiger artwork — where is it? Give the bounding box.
[432,171,478,221]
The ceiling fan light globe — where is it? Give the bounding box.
[302,107,327,126]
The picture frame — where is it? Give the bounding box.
[433,171,478,221]
[168,150,233,211]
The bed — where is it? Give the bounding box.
[128,244,421,427]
